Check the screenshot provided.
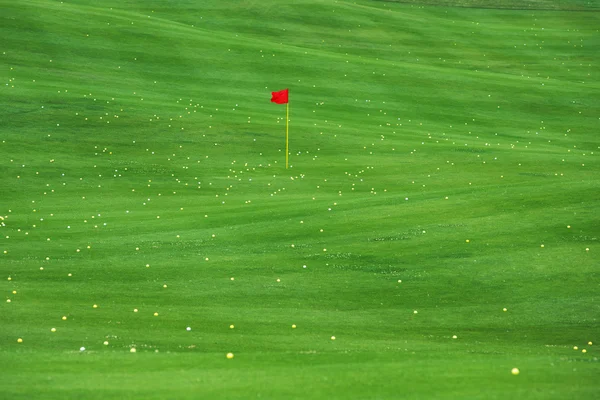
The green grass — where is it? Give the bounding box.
[1,0,599,398]
[375,0,600,10]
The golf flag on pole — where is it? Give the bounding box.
[271,89,289,104]
[270,89,290,168]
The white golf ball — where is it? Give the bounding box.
[80,347,85,351]
[186,327,191,331]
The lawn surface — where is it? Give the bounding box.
[1,0,599,399]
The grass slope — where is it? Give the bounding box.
[1,0,599,399]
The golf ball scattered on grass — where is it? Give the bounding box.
[80,347,85,352]
[292,324,297,329]
[511,368,520,375]
[186,327,191,331]
[51,328,56,332]
[226,352,234,359]
[130,348,137,353]
[103,341,109,345]
[17,338,23,343]
[331,336,336,340]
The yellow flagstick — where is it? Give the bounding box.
[285,102,289,169]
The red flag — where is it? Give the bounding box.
[271,89,289,104]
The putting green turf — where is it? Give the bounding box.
[1,0,599,398]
